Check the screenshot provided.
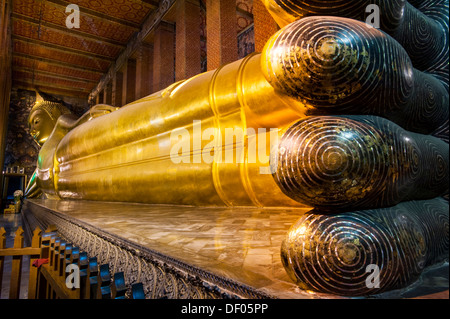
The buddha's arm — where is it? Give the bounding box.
[24,168,42,198]
[62,104,119,130]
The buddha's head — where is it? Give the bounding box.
[28,93,72,146]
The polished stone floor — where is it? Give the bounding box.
[22,200,450,299]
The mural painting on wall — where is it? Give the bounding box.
[237,0,255,59]
[200,1,207,72]
[4,88,88,180]
[238,25,255,59]
[4,88,40,179]
[237,0,253,31]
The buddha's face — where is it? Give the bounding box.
[28,109,55,146]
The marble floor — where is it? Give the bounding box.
[21,200,450,299]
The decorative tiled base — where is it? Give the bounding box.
[21,199,307,299]
[21,199,449,299]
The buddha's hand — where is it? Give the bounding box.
[262,1,449,210]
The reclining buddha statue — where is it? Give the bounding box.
[26,0,449,296]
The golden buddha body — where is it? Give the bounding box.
[26,0,449,296]
[27,18,448,207]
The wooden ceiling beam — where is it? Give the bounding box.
[13,82,89,98]
[90,0,177,100]
[13,67,98,84]
[12,35,115,62]
[12,13,127,48]
[13,51,105,75]
[140,0,160,8]
[236,7,253,19]
[13,73,93,91]
[13,79,90,93]
[44,0,141,30]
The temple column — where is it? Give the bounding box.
[253,0,279,52]
[153,22,175,92]
[122,59,136,105]
[98,90,104,105]
[102,85,109,104]
[0,0,12,208]
[104,82,112,105]
[175,0,202,81]
[205,0,237,71]
[135,44,153,99]
[112,71,123,107]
